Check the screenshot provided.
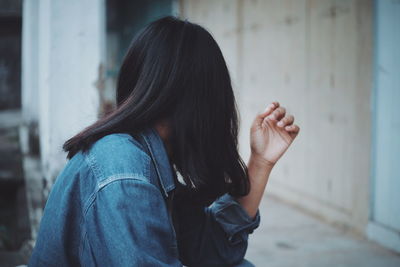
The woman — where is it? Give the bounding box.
[29,16,299,267]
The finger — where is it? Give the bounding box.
[255,102,279,124]
[268,106,286,121]
[271,101,280,108]
[285,124,300,137]
[261,102,279,116]
[277,115,294,128]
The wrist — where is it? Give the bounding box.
[248,153,275,171]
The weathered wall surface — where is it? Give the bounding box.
[22,0,105,194]
[180,0,372,234]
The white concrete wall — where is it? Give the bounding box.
[367,0,400,253]
[23,0,106,193]
[22,0,39,126]
[180,0,372,235]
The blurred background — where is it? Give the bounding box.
[0,0,399,266]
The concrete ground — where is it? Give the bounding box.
[246,196,400,267]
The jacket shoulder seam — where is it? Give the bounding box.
[79,176,156,258]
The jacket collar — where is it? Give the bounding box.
[139,126,176,198]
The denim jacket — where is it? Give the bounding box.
[28,127,260,267]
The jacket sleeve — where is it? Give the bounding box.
[81,178,182,267]
[174,192,261,267]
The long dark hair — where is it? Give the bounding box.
[63,16,249,205]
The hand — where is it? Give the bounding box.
[250,102,300,166]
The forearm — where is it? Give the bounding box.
[237,153,274,219]
[237,101,299,219]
